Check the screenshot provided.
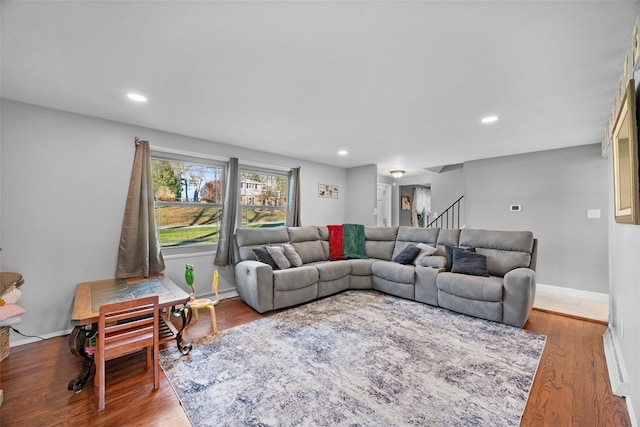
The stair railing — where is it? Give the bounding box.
[427,195,464,229]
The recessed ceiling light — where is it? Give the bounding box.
[338,150,348,156]
[481,115,498,124]
[126,93,147,103]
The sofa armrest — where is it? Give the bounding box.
[502,267,536,328]
[234,260,274,313]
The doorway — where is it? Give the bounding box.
[377,183,392,226]
[399,184,431,227]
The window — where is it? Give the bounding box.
[151,155,224,249]
[240,169,288,228]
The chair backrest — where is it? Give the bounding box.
[98,296,159,361]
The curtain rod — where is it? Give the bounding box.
[134,136,149,147]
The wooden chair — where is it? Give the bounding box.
[96,296,159,411]
[187,270,219,335]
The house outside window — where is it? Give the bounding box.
[151,154,224,249]
[240,169,288,228]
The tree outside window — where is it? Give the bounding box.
[240,170,288,228]
[152,158,223,248]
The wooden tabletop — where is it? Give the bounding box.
[71,274,190,325]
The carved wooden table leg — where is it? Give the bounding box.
[67,324,96,393]
[171,304,192,355]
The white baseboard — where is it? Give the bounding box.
[536,283,608,302]
[198,288,239,301]
[162,250,216,260]
[603,327,630,396]
[629,399,638,427]
[10,328,74,348]
[603,327,637,426]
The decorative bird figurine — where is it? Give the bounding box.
[185,264,195,290]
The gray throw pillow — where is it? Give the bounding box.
[393,245,421,264]
[282,243,303,267]
[451,247,489,277]
[252,247,279,270]
[267,246,291,270]
[414,243,438,266]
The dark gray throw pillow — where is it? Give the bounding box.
[393,245,421,264]
[445,245,475,271]
[451,247,489,277]
[252,247,279,270]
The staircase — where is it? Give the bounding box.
[427,195,463,229]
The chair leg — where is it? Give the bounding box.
[193,307,200,322]
[153,347,159,390]
[209,306,217,335]
[97,353,105,411]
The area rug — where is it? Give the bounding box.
[160,291,546,426]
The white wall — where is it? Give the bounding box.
[464,144,609,294]
[607,69,640,423]
[0,100,348,344]
[346,164,377,225]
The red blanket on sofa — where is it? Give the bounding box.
[327,224,345,260]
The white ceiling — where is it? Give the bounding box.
[1,1,637,177]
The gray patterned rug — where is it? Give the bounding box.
[160,291,546,427]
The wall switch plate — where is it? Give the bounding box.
[587,209,601,219]
[509,204,522,212]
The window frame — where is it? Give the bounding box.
[151,150,226,254]
[238,165,290,229]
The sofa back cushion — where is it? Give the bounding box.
[435,229,461,251]
[236,227,290,261]
[317,226,330,258]
[287,226,327,263]
[392,226,440,259]
[364,226,398,260]
[459,229,534,276]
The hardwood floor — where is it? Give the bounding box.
[0,297,631,426]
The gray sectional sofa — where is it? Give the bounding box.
[234,225,537,328]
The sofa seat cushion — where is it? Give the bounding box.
[371,260,415,284]
[273,266,319,292]
[349,258,377,276]
[316,260,351,282]
[437,272,503,302]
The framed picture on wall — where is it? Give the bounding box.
[401,195,411,211]
[318,183,339,199]
[612,79,639,224]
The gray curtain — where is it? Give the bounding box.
[214,157,239,266]
[286,167,301,227]
[116,138,165,278]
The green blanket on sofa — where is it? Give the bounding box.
[342,223,367,259]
